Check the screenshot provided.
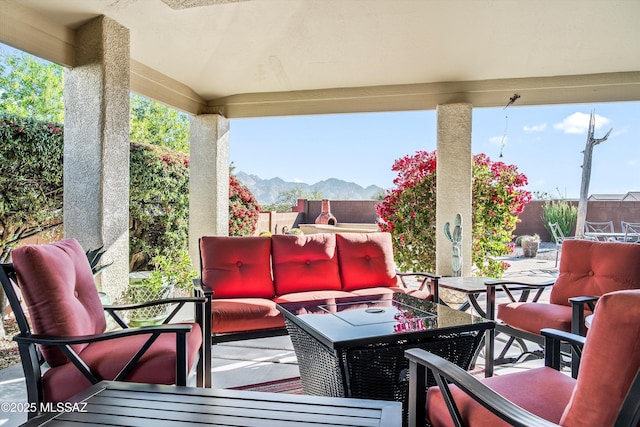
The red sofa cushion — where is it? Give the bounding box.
[426,367,575,427]
[200,236,275,299]
[271,234,341,295]
[560,290,640,426]
[550,239,640,306]
[42,322,202,403]
[11,238,107,367]
[211,298,284,334]
[336,232,398,291]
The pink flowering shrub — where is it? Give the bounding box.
[229,174,260,236]
[377,150,531,277]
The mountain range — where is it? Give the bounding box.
[236,172,384,205]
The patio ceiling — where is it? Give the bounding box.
[1,0,639,117]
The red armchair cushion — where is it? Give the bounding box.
[42,322,202,403]
[271,234,341,295]
[200,236,275,299]
[336,232,398,291]
[426,367,575,427]
[497,301,583,334]
[11,238,107,367]
[550,239,640,306]
[560,290,640,426]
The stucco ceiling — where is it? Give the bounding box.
[1,0,639,117]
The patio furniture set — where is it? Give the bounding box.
[2,234,640,426]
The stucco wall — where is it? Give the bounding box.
[259,199,640,241]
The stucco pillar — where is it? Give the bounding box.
[189,114,230,264]
[64,16,130,300]
[436,104,473,276]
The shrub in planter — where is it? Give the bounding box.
[520,234,540,258]
[127,250,197,326]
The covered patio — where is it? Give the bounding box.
[1,0,639,298]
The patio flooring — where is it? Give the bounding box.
[0,243,559,426]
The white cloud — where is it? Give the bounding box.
[489,136,508,146]
[553,112,611,135]
[523,123,547,132]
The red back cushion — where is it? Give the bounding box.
[561,289,640,426]
[271,234,341,295]
[550,240,640,306]
[11,238,107,367]
[336,232,397,291]
[200,236,274,299]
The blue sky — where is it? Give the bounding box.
[230,101,640,199]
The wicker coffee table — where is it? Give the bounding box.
[277,293,493,424]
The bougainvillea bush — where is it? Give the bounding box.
[229,173,261,236]
[376,150,531,277]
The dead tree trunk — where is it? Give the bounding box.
[575,111,612,238]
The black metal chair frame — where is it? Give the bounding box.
[484,280,595,379]
[0,263,206,419]
[406,328,640,427]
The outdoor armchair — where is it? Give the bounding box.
[548,221,576,267]
[406,289,640,427]
[0,238,205,419]
[491,239,640,377]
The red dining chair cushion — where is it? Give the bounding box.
[200,236,275,299]
[42,321,202,402]
[336,232,398,291]
[11,238,107,367]
[550,239,640,306]
[271,234,341,295]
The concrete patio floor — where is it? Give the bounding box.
[0,244,559,426]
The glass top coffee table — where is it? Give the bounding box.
[277,293,493,425]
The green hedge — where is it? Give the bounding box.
[0,115,260,269]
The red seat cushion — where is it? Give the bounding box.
[426,367,576,427]
[200,236,275,299]
[272,234,341,295]
[497,301,584,334]
[11,239,107,367]
[550,240,640,306]
[336,233,398,291]
[42,322,202,402]
[211,298,284,334]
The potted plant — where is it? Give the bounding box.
[127,250,197,326]
[520,234,540,258]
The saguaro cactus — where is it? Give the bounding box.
[444,213,463,276]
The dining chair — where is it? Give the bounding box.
[406,289,640,427]
[623,222,640,243]
[548,222,576,267]
[0,238,205,418]
[584,220,615,241]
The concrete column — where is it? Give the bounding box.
[436,104,473,276]
[64,16,130,299]
[189,114,230,264]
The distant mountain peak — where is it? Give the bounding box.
[235,171,384,205]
